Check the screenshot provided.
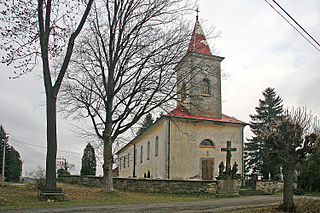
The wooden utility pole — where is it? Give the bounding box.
[1,137,7,182]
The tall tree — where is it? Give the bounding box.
[262,108,319,211]
[59,0,193,191]
[0,0,94,190]
[0,125,22,182]
[244,87,283,180]
[136,113,154,136]
[297,149,320,192]
[81,143,96,176]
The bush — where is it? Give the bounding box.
[294,187,305,195]
[25,166,45,188]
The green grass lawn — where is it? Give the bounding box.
[0,182,217,210]
[229,198,320,213]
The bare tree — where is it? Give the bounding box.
[0,0,94,190]
[262,107,319,211]
[59,0,196,191]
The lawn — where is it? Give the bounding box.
[0,182,217,210]
[230,198,320,213]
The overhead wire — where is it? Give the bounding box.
[264,0,320,52]
[271,0,320,48]
[10,137,83,156]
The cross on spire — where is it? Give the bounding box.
[221,141,237,173]
[195,8,200,20]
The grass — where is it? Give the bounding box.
[0,182,217,210]
[229,198,320,213]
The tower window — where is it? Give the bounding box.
[201,78,210,95]
[200,139,215,148]
[181,82,187,101]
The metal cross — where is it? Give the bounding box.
[221,141,237,173]
[195,8,200,20]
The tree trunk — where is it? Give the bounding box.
[45,93,57,190]
[282,163,295,211]
[103,124,114,191]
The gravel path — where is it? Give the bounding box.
[0,195,282,213]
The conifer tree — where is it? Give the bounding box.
[244,87,283,180]
[137,113,154,136]
[0,125,22,182]
[81,143,96,176]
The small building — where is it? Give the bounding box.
[117,17,246,181]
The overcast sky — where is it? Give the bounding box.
[0,0,319,176]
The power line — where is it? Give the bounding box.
[10,138,83,156]
[271,0,320,48]
[264,0,320,52]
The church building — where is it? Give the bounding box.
[116,17,246,181]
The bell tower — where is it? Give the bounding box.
[176,16,224,118]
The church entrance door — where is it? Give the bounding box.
[202,159,213,180]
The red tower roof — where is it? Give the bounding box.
[188,18,212,55]
[168,105,246,124]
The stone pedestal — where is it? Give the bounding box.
[216,176,241,197]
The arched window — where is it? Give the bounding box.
[147,141,150,160]
[127,154,130,167]
[181,82,187,101]
[140,146,143,163]
[200,139,215,148]
[202,78,210,95]
[155,136,159,157]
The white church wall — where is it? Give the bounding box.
[169,118,243,180]
[118,118,169,179]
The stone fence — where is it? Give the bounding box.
[58,176,217,194]
[256,181,284,193]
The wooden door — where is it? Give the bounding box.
[202,159,213,180]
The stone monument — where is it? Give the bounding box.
[216,141,241,197]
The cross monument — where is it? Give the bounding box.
[221,141,236,173]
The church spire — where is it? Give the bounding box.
[187,15,212,55]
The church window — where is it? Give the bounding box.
[123,156,126,168]
[181,82,187,101]
[201,78,210,95]
[135,149,137,164]
[127,154,130,167]
[155,136,159,157]
[119,157,122,170]
[200,139,215,148]
[147,141,150,160]
[140,146,143,163]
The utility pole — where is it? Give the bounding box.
[1,137,7,182]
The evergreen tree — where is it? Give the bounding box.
[297,151,320,193]
[137,113,154,136]
[244,88,283,180]
[81,143,96,176]
[0,125,22,182]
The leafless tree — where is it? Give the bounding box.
[262,107,320,211]
[59,0,197,191]
[0,0,94,190]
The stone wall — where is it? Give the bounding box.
[59,176,217,194]
[256,181,283,193]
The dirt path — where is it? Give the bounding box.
[1,195,281,213]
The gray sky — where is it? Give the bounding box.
[0,0,319,176]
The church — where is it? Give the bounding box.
[116,17,246,181]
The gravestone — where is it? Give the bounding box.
[216,141,241,197]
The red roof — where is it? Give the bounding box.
[188,18,212,55]
[168,105,246,124]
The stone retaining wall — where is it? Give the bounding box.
[59,176,217,194]
[256,181,283,193]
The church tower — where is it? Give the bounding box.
[176,17,224,118]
